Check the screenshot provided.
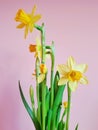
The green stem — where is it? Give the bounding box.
[65,84,71,130]
[36,57,41,124]
[35,23,46,130]
[41,23,46,64]
[50,42,55,108]
[34,24,42,31]
[41,23,46,130]
[36,57,40,102]
[34,24,46,63]
[46,42,55,108]
[61,108,67,121]
[34,23,46,63]
[42,80,46,130]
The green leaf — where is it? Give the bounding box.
[45,90,50,115]
[54,71,60,98]
[39,83,42,102]
[29,86,35,115]
[37,101,42,125]
[39,83,48,102]
[19,81,41,130]
[53,85,65,110]
[51,85,66,129]
[56,107,61,128]
[57,120,65,130]
[75,124,79,130]
[46,109,52,130]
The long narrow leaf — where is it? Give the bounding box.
[54,71,60,98]
[19,81,41,130]
[51,85,66,129]
[53,85,65,108]
[46,109,52,130]
[75,124,79,130]
[45,91,50,115]
[57,120,65,130]
[56,107,61,128]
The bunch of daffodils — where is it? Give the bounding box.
[15,5,88,130]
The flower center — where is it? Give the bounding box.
[67,70,82,81]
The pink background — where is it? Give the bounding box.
[0,0,98,130]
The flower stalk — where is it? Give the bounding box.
[46,42,55,108]
[50,42,55,108]
[35,57,41,124]
[35,23,46,130]
[41,23,46,64]
[40,23,46,130]
[39,23,46,130]
[65,83,71,130]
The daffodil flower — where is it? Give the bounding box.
[38,64,47,83]
[57,56,88,91]
[33,64,47,83]
[29,37,42,58]
[62,101,68,109]
[15,5,42,38]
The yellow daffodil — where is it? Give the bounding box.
[15,5,42,38]
[57,56,88,91]
[40,64,47,74]
[29,37,42,58]
[38,64,47,83]
[32,64,47,83]
[62,101,68,109]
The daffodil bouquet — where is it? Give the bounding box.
[15,5,88,130]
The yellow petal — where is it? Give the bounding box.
[67,56,76,68]
[16,23,25,28]
[58,77,68,86]
[80,76,88,84]
[32,37,42,58]
[72,64,88,73]
[38,74,45,83]
[32,15,42,23]
[57,64,70,75]
[69,81,78,91]
[31,5,37,17]
[24,26,28,38]
[29,23,34,32]
[36,37,41,45]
